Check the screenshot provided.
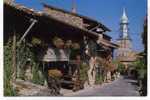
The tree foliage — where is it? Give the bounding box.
[112,60,125,74]
[133,58,146,79]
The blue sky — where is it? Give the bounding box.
[15,0,147,52]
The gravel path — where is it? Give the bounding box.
[64,76,140,96]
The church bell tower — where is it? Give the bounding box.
[120,8,129,39]
[116,8,135,69]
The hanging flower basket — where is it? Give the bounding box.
[53,37,64,49]
[31,37,42,46]
[48,69,63,78]
[64,40,72,48]
[72,43,80,50]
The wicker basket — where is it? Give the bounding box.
[48,69,63,78]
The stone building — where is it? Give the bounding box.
[116,8,136,69]
[4,1,118,94]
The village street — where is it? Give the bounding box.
[4,0,147,97]
[15,75,140,96]
[63,76,140,96]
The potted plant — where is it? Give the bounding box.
[47,69,63,95]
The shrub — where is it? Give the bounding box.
[132,58,147,96]
[133,59,146,79]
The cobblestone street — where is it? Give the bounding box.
[64,76,140,96]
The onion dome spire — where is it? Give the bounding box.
[71,0,76,13]
[121,8,128,24]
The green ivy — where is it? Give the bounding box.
[95,74,103,84]
[17,42,45,85]
[4,39,16,96]
[4,37,46,96]
[32,63,45,85]
[133,59,147,79]
[79,62,89,82]
[132,57,147,96]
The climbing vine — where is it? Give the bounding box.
[16,41,45,85]
[4,39,16,96]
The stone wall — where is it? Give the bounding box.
[43,7,83,28]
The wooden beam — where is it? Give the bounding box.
[12,31,16,82]
[18,18,37,45]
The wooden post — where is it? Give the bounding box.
[12,32,16,82]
